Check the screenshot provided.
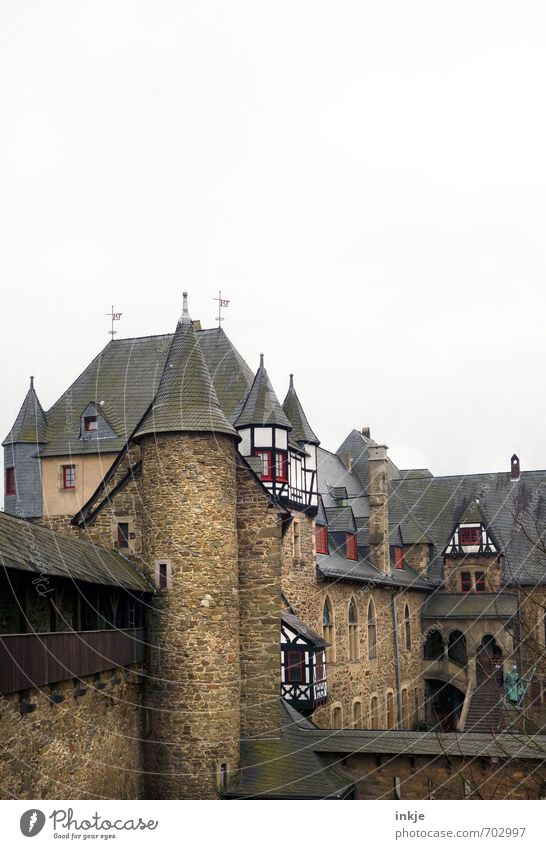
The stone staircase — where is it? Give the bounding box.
[463,654,504,733]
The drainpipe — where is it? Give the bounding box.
[391,590,403,728]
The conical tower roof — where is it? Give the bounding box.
[134,294,238,440]
[282,374,319,445]
[234,354,292,429]
[3,377,48,446]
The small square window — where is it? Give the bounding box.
[62,465,76,490]
[460,526,481,546]
[84,415,98,432]
[5,467,16,496]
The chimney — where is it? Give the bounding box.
[361,427,370,439]
[339,452,352,471]
[511,454,520,482]
[368,444,390,573]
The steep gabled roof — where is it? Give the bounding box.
[3,377,47,446]
[234,355,292,429]
[134,296,238,440]
[197,327,254,421]
[282,375,319,444]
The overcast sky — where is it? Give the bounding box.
[1,1,546,481]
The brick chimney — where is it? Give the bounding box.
[511,453,520,482]
[368,444,390,573]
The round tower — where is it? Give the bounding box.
[135,294,241,799]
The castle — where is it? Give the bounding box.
[1,294,545,800]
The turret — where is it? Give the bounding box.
[234,354,293,500]
[3,376,47,517]
[282,374,320,509]
[134,293,242,799]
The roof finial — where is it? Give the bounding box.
[259,353,264,369]
[180,291,190,325]
[30,376,34,390]
[289,373,294,389]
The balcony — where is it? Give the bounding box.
[0,628,145,695]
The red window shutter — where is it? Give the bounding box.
[84,416,98,432]
[394,546,405,570]
[461,572,472,592]
[346,533,357,561]
[5,467,16,496]
[316,526,329,554]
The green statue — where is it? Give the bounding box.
[504,665,524,704]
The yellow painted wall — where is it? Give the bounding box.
[41,453,118,517]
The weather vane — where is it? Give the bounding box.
[213,290,230,327]
[106,305,122,338]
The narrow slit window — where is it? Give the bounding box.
[5,467,16,496]
[117,522,130,549]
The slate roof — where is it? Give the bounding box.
[336,428,402,491]
[134,306,238,440]
[281,611,330,648]
[302,726,546,760]
[30,325,254,457]
[3,378,48,446]
[282,375,320,444]
[324,506,357,533]
[317,552,432,591]
[389,470,546,586]
[318,447,369,519]
[231,701,353,799]
[234,355,292,429]
[0,511,153,591]
[421,592,518,620]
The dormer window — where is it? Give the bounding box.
[394,546,405,570]
[316,525,329,555]
[5,467,16,496]
[84,415,98,432]
[346,533,357,561]
[459,527,481,546]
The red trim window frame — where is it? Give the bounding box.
[459,526,481,546]
[475,571,486,593]
[84,415,98,432]
[62,464,76,490]
[394,545,405,570]
[5,467,16,496]
[346,532,358,561]
[275,450,288,483]
[286,650,304,683]
[461,571,472,592]
[316,525,329,555]
[253,449,272,481]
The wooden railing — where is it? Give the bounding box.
[0,629,145,694]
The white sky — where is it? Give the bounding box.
[1,1,546,479]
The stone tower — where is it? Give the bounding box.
[134,294,242,799]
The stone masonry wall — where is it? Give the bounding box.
[236,459,282,739]
[342,751,546,800]
[0,670,142,799]
[443,555,502,593]
[280,513,426,730]
[139,432,241,800]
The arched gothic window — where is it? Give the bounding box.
[323,597,335,663]
[348,597,359,661]
[368,599,377,660]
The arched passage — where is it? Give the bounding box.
[448,630,467,666]
[423,629,444,660]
